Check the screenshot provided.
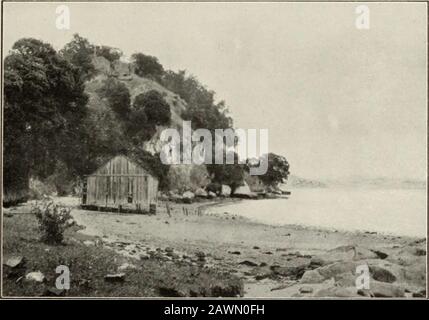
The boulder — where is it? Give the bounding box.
[270,260,310,279]
[315,286,360,298]
[195,188,208,198]
[317,261,358,279]
[25,271,45,283]
[207,191,217,198]
[220,185,231,197]
[233,182,257,199]
[182,191,195,203]
[371,250,388,259]
[334,272,357,287]
[170,194,183,202]
[311,245,378,266]
[4,256,25,269]
[402,262,426,288]
[358,281,405,298]
[159,193,169,201]
[139,253,150,260]
[183,191,195,199]
[300,270,325,284]
[356,258,423,287]
[368,265,396,283]
[386,245,426,266]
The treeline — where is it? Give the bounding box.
[3,34,289,205]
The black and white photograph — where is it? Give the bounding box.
[1,1,427,301]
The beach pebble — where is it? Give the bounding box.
[299,286,313,294]
[300,270,325,284]
[118,263,138,271]
[104,273,125,283]
[238,260,258,267]
[25,271,45,283]
[315,286,360,297]
[4,256,25,269]
[228,251,241,255]
[358,281,405,297]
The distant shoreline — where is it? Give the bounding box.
[199,188,426,239]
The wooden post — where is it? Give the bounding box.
[166,203,171,217]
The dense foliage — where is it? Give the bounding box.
[256,153,290,187]
[60,34,96,81]
[134,90,171,126]
[161,70,232,131]
[132,53,164,80]
[4,38,89,203]
[96,78,131,120]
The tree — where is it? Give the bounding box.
[97,78,131,120]
[207,151,245,192]
[95,45,122,62]
[133,90,171,126]
[126,107,156,145]
[60,34,96,81]
[256,153,290,187]
[162,70,232,131]
[3,38,89,202]
[132,53,164,80]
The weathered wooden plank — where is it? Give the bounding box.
[85,155,158,209]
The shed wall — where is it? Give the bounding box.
[85,155,158,211]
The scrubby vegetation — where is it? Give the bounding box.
[132,52,164,80]
[31,200,73,245]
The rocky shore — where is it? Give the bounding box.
[68,198,426,298]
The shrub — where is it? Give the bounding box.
[31,200,73,245]
[131,53,164,80]
[133,90,171,126]
[97,78,131,120]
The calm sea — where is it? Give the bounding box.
[209,188,427,237]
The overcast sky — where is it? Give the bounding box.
[3,2,427,180]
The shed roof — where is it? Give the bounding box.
[87,153,158,179]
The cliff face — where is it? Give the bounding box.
[86,56,208,191]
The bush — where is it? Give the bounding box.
[97,78,131,120]
[133,90,171,126]
[131,53,164,80]
[31,200,73,245]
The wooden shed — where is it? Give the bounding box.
[82,155,158,213]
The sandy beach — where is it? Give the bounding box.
[66,197,426,298]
